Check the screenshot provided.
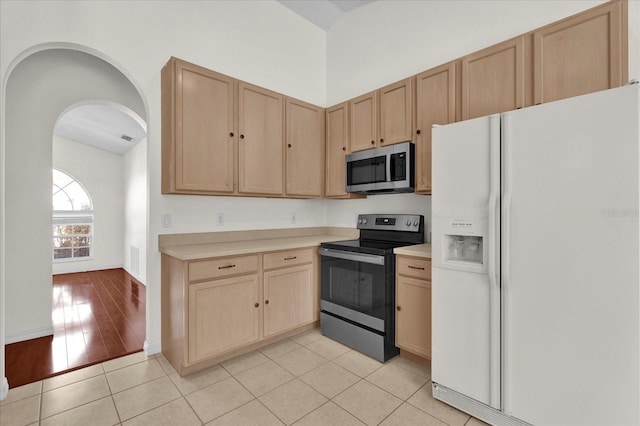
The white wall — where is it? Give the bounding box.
[53,135,125,274]
[124,138,148,283]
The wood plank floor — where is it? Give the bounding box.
[5,268,145,388]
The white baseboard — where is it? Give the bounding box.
[0,377,8,401]
[144,340,161,356]
[5,325,54,345]
[52,263,124,275]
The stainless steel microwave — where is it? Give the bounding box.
[345,142,415,194]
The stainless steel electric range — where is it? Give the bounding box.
[319,213,425,362]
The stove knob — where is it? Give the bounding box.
[406,219,411,226]
[362,218,368,224]
[413,220,419,226]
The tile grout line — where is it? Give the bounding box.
[38,380,44,424]
[108,362,185,425]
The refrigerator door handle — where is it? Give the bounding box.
[488,115,501,409]
[501,113,513,415]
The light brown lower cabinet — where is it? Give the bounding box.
[188,274,261,364]
[395,255,431,359]
[162,247,318,376]
[264,264,314,338]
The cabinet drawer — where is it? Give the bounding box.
[397,256,431,280]
[188,255,258,282]
[263,248,313,270]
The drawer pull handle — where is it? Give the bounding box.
[284,256,297,261]
[408,265,425,270]
[218,264,236,270]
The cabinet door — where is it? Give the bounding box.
[379,78,414,146]
[349,91,377,152]
[285,98,325,197]
[238,82,284,195]
[188,274,260,364]
[396,275,431,359]
[415,63,456,195]
[461,37,526,120]
[533,1,626,104]
[325,103,349,198]
[162,58,236,194]
[263,264,314,338]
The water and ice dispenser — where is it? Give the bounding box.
[436,217,487,268]
[443,234,483,264]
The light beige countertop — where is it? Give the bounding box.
[159,227,358,261]
[394,243,432,258]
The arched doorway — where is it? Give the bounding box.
[1,44,149,395]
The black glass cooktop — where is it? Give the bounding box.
[321,239,413,256]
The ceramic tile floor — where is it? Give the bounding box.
[0,328,489,426]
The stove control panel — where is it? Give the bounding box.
[357,214,423,232]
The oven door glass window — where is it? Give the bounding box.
[321,255,387,320]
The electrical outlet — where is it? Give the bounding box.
[291,212,296,224]
[216,213,224,226]
[161,214,171,228]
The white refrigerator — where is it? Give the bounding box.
[431,83,640,426]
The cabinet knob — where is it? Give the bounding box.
[240,134,245,139]
[380,138,384,143]
[254,302,259,308]
[288,144,292,148]
[342,147,346,151]
[229,132,234,137]
[371,140,375,145]
[397,306,402,311]
[265,300,269,305]
[416,129,421,135]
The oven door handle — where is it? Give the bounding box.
[319,248,385,266]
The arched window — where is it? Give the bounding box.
[52,169,93,261]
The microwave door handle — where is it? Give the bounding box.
[386,155,392,183]
[319,248,385,266]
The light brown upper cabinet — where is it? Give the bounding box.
[325,102,365,199]
[285,98,325,198]
[349,91,378,152]
[378,78,415,146]
[325,103,349,198]
[415,62,457,195]
[238,82,284,196]
[162,57,237,194]
[349,78,415,153]
[461,37,527,120]
[533,0,627,105]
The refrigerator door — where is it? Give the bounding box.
[432,115,501,409]
[502,85,640,425]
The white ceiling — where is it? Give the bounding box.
[277,0,375,30]
[54,104,146,156]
